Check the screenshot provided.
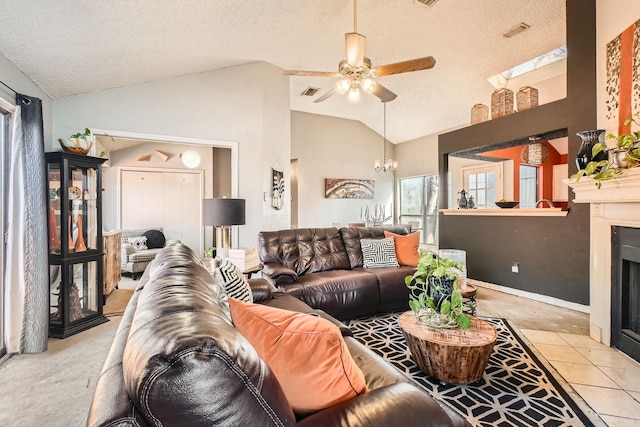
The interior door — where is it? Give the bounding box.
[122,169,203,254]
[161,171,203,253]
[179,173,202,253]
[120,170,164,229]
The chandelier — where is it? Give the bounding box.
[374,101,398,172]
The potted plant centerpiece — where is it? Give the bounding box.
[405,249,471,330]
[572,113,640,188]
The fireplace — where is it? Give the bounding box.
[567,167,640,349]
[612,226,640,363]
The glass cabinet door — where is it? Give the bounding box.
[48,161,100,255]
[50,260,100,326]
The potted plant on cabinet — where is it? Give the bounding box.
[405,250,471,330]
[58,128,95,156]
[572,113,640,188]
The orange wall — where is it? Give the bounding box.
[482,141,564,203]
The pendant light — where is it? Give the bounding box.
[374,101,398,172]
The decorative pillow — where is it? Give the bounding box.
[142,229,166,249]
[213,258,252,303]
[228,299,368,415]
[127,236,148,251]
[384,231,420,267]
[360,237,399,268]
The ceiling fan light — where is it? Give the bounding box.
[362,78,375,93]
[336,79,350,94]
[348,87,361,102]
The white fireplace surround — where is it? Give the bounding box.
[567,168,640,345]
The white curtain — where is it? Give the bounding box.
[4,95,48,354]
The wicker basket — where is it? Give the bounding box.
[491,89,514,119]
[471,103,489,124]
[516,86,538,111]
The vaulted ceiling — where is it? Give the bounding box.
[0,0,566,143]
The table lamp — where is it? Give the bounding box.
[202,198,245,259]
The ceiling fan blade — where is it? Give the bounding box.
[314,87,337,103]
[371,82,397,103]
[373,56,436,77]
[345,33,366,67]
[282,70,337,77]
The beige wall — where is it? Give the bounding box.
[291,111,395,228]
[52,61,290,248]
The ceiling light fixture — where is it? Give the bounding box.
[181,150,201,168]
[374,101,398,172]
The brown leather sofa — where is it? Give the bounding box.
[88,243,469,427]
[257,226,416,319]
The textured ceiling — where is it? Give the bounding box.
[0,0,566,143]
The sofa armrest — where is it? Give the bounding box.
[262,263,298,285]
[248,278,272,303]
[121,244,136,262]
[297,382,469,427]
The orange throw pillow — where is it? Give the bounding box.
[384,231,420,267]
[229,298,368,414]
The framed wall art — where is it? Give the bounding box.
[271,168,284,210]
[325,178,374,199]
[606,18,640,135]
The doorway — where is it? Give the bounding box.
[119,168,204,253]
[90,129,239,252]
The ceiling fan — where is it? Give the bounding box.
[283,0,436,103]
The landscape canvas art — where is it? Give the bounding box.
[325,178,375,199]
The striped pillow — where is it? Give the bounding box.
[361,237,399,268]
[214,258,253,303]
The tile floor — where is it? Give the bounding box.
[519,328,640,427]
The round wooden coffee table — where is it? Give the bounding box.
[397,311,497,384]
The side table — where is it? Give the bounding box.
[398,311,497,384]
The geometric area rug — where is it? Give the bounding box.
[347,312,596,427]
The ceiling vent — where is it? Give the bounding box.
[414,0,439,6]
[301,87,320,97]
[502,22,530,38]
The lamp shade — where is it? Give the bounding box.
[203,198,246,226]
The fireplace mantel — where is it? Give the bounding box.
[567,167,640,346]
[566,167,640,204]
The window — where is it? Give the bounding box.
[399,175,438,245]
[519,165,538,208]
[460,163,503,209]
[0,103,8,358]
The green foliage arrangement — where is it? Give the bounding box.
[405,249,471,330]
[70,128,92,139]
[571,113,640,188]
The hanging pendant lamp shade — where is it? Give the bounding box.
[520,137,550,165]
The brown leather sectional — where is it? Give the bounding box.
[87,242,469,427]
[257,226,416,319]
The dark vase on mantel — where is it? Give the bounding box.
[576,129,607,170]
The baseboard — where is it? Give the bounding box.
[469,278,590,314]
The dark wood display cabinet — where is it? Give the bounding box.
[46,152,108,338]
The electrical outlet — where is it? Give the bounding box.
[511,262,519,273]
